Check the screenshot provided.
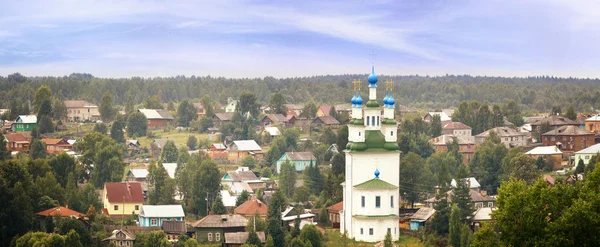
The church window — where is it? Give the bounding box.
[369,228,373,235]
[390,131,393,136]
[358,132,361,136]
[361,196,365,207]
[360,228,363,235]
[391,196,394,208]
[375,196,381,208]
[366,117,370,126]
[388,228,391,233]
[377,116,380,126]
[372,116,376,126]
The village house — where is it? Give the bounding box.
[529,115,578,133]
[475,127,529,148]
[441,122,472,136]
[162,220,190,243]
[125,169,149,198]
[213,112,234,127]
[311,116,340,129]
[423,111,452,123]
[260,114,286,127]
[192,214,248,244]
[471,207,496,231]
[327,201,343,229]
[316,105,332,117]
[431,135,477,165]
[224,232,266,247]
[276,152,317,174]
[281,207,316,229]
[285,104,305,116]
[285,115,309,128]
[409,207,436,231]
[103,229,135,247]
[574,143,600,166]
[12,115,37,132]
[193,103,206,119]
[138,109,175,129]
[36,206,87,225]
[227,140,263,162]
[150,138,176,158]
[209,143,228,163]
[5,133,29,152]
[234,198,268,219]
[64,100,100,122]
[222,167,265,192]
[541,125,595,155]
[525,146,563,170]
[262,126,281,137]
[40,138,73,154]
[138,205,185,227]
[585,115,600,133]
[225,98,238,113]
[102,182,144,216]
[425,178,495,209]
[334,104,353,118]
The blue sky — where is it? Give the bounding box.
[1,0,600,78]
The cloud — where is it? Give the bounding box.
[174,21,210,29]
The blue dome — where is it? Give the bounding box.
[351,92,358,106]
[374,168,380,179]
[387,94,395,108]
[368,66,378,86]
[383,92,390,106]
[356,92,363,105]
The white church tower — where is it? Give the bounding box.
[340,66,400,242]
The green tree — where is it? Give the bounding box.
[134,230,171,247]
[236,190,251,206]
[429,159,452,235]
[93,123,107,134]
[38,99,53,118]
[269,92,287,116]
[246,229,262,247]
[127,112,148,137]
[177,100,197,127]
[242,156,256,169]
[38,115,54,134]
[99,91,117,122]
[33,85,52,113]
[383,230,393,247]
[211,193,227,214]
[471,223,500,247]
[329,106,338,120]
[304,161,323,196]
[78,132,124,187]
[187,135,197,150]
[200,95,215,117]
[161,140,178,163]
[468,132,507,194]
[400,152,428,207]
[0,133,10,161]
[430,114,442,137]
[299,224,322,247]
[278,160,296,198]
[238,91,260,118]
[267,190,286,247]
[330,153,345,176]
[110,114,126,143]
[246,214,267,232]
[264,235,275,247]
[125,92,135,116]
[0,161,36,246]
[30,138,47,159]
[551,105,562,116]
[65,230,83,247]
[53,99,68,121]
[56,217,92,246]
[448,204,461,247]
[505,153,539,184]
[575,159,585,176]
[454,165,474,221]
[502,100,524,126]
[335,125,348,152]
[319,127,337,145]
[148,162,167,205]
[292,186,309,203]
[49,153,76,187]
[460,223,473,247]
[300,102,318,118]
[143,95,163,109]
[565,104,577,121]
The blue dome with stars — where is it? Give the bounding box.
[368,66,378,86]
[374,168,380,178]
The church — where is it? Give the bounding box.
[340,65,401,242]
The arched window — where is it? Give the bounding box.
[208,233,213,241]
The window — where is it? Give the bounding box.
[488,202,494,207]
[395,227,397,234]
[360,228,363,235]
[586,155,590,159]
[120,241,123,246]
[361,196,365,207]
[366,117,370,126]
[127,241,130,246]
[388,228,391,234]
[216,233,221,241]
[377,116,380,126]
[358,132,361,136]
[151,219,157,226]
[375,196,381,208]
[551,137,556,141]
[390,131,393,136]
[135,205,139,210]
[208,233,213,241]
[369,228,373,235]
[391,196,394,208]
[114,205,118,211]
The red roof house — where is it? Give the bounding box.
[36,206,86,218]
[234,198,268,219]
[102,182,144,216]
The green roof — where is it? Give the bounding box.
[354,178,398,189]
[366,100,379,108]
[347,130,400,152]
[381,119,397,125]
[353,214,399,219]
[349,119,364,125]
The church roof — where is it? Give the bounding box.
[347,130,399,152]
[354,178,398,189]
[353,214,398,219]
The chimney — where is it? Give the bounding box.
[258,202,262,207]
[481,190,487,197]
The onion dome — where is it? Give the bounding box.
[356,92,363,106]
[387,93,395,108]
[374,168,380,178]
[383,92,390,107]
[368,66,378,86]
[351,92,358,107]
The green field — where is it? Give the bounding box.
[138,130,212,149]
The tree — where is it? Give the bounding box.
[264,235,275,247]
[565,104,577,121]
[242,156,256,169]
[269,92,287,116]
[468,133,507,194]
[143,95,163,109]
[127,112,148,137]
[505,153,539,184]
[400,152,428,207]
[33,85,52,113]
[110,115,126,143]
[383,230,393,247]
[551,105,562,116]
[460,223,473,247]
[200,95,215,117]
[125,92,135,116]
[0,161,35,246]
[134,230,171,247]
[428,159,452,235]
[245,214,267,232]
[300,224,323,247]
[449,204,461,247]
[471,223,500,247]
[93,123,107,134]
[99,91,117,122]
[330,153,345,176]
[78,132,124,187]
[237,190,251,206]
[211,194,227,214]
[177,100,197,127]
[304,161,323,195]
[56,217,92,246]
[319,127,337,145]
[38,115,54,134]
[430,114,442,137]
[454,165,474,221]
[292,186,309,203]
[0,133,10,161]
[49,153,76,188]
[278,160,296,198]
[502,100,524,126]
[300,102,317,118]
[335,125,348,152]
[161,140,178,163]
[238,91,260,118]
[246,230,262,247]
[267,190,286,247]
[328,106,338,120]
[31,138,47,159]
[53,99,67,121]
[186,135,197,150]
[148,162,167,205]
[575,159,585,176]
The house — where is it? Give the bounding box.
[475,127,529,148]
[276,152,317,174]
[285,104,305,116]
[574,143,600,166]
[103,229,135,247]
[529,115,578,133]
[311,116,340,129]
[102,182,144,216]
[224,232,265,247]
[150,138,176,158]
[125,169,148,183]
[40,138,73,154]
[222,167,264,193]
[210,143,227,151]
[223,167,259,182]
[471,207,496,231]
[431,135,477,165]
[281,206,316,228]
[225,98,238,113]
[138,109,175,129]
[260,114,286,127]
[316,105,332,117]
[262,126,281,137]
[541,125,595,155]
[286,115,309,128]
[234,198,268,219]
[525,146,563,170]
[213,113,234,127]
[192,214,248,244]
[12,115,37,132]
[409,207,436,231]
[441,122,472,136]
[162,220,190,242]
[228,140,262,162]
[64,100,100,122]
[425,189,495,209]
[5,133,29,151]
[327,201,343,229]
[36,206,87,219]
[585,115,600,133]
[450,177,481,192]
[126,140,141,147]
[221,190,238,208]
[423,112,451,123]
[334,104,353,117]
[138,205,185,227]
[193,103,206,119]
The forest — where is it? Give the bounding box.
[1,72,599,114]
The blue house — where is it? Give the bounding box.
[276,152,317,174]
[138,205,185,227]
[409,207,436,231]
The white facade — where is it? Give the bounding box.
[341,66,400,242]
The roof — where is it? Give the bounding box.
[153,138,176,149]
[586,115,600,122]
[41,138,69,145]
[192,103,205,109]
[530,115,578,126]
[354,178,398,189]
[544,175,555,185]
[542,125,594,136]
[231,140,262,151]
[526,146,563,155]
[128,169,149,179]
[472,207,496,221]
[16,115,37,124]
[327,201,343,212]
[442,122,472,130]
[431,134,475,145]
[409,207,436,222]
[64,100,97,108]
[104,182,144,203]
[225,232,266,244]
[162,163,177,179]
[211,143,227,150]
[318,105,332,115]
[234,198,268,215]
[334,104,352,111]
[192,214,248,228]
[126,140,140,146]
[220,190,238,207]
[214,112,234,121]
[265,114,286,123]
[451,177,481,189]
[104,229,135,241]
[162,220,188,233]
[426,112,451,122]
[5,133,28,143]
[140,205,185,218]
[138,108,174,120]
[285,104,304,110]
[264,127,281,136]
[575,143,600,154]
[36,206,86,218]
[282,152,316,161]
[477,127,527,138]
[313,116,340,125]
[224,168,258,181]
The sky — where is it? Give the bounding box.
[1,0,600,78]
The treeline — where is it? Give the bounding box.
[1,72,600,113]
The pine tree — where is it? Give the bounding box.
[30,138,46,159]
[246,230,262,247]
[383,230,393,247]
[99,91,116,122]
[267,190,286,247]
[0,132,10,161]
[429,161,452,234]
[565,104,577,121]
[264,235,275,247]
[575,159,585,177]
[454,165,474,221]
[110,115,125,143]
[236,190,250,206]
[211,194,227,214]
[449,204,461,247]
[460,223,474,247]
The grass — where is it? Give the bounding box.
[138,129,211,149]
[324,229,424,247]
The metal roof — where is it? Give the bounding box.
[140,205,185,218]
[410,207,436,222]
[354,178,398,189]
[128,169,149,179]
[472,207,496,221]
[138,108,174,120]
[162,163,177,179]
[526,146,563,155]
[231,140,262,151]
[451,177,481,189]
[16,115,37,124]
[192,214,248,228]
[575,143,600,154]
